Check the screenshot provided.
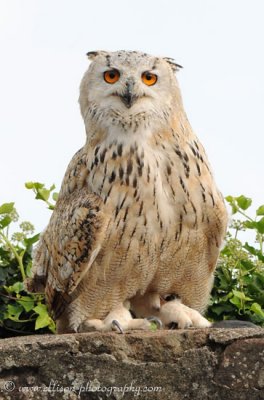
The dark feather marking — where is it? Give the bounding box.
[119,193,127,209]
[118,222,127,244]
[106,55,111,67]
[116,216,122,228]
[169,183,175,196]
[123,207,129,222]
[179,214,183,234]
[98,174,106,195]
[104,186,113,204]
[153,183,156,204]
[130,224,137,238]
[91,169,97,182]
[200,182,206,192]
[179,177,187,194]
[119,166,124,179]
[147,165,150,182]
[109,170,116,183]
[210,193,215,206]
[117,144,123,156]
[126,160,133,175]
[125,224,137,252]
[138,201,144,217]
[191,201,197,213]
[115,206,119,219]
[175,148,183,159]
[189,144,197,156]
[183,152,189,162]
[184,163,190,178]
[100,148,107,163]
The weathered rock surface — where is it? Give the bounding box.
[0,328,264,399]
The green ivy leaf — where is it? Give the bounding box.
[250,303,264,318]
[25,182,34,189]
[232,289,253,301]
[36,188,50,202]
[24,233,40,250]
[230,296,242,308]
[17,296,35,312]
[225,196,234,204]
[0,216,12,229]
[244,242,264,262]
[34,304,52,330]
[5,282,24,294]
[52,192,59,202]
[235,195,252,210]
[232,204,239,214]
[210,304,234,316]
[5,303,24,320]
[256,205,264,216]
[243,220,257,230]
[0,202,15,215]
[256,217,264,234]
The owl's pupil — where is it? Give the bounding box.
[109,72,116,79]
[146,74,152,80]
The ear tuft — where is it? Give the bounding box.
[86,51,100,61]
[86,50,109,61]
[163,57,183,72]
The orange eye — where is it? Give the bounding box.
[104,69,120,84]
[141,71,158,86]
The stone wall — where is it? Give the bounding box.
[0,328,264,399]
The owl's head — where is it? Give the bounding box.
[79,50,183,135]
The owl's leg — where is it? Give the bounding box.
[78,301,159,333]
[158,297,211,329]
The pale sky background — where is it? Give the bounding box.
[0,0,263,234]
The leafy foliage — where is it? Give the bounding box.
[1,185,264,337]
[207,195,264,326]
[0,183,57,337]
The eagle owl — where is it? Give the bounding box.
[27,50,228,333]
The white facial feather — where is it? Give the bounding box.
[79,50,182,140]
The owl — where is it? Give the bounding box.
[26,50,228,333]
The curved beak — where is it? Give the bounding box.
[120,80,137,108]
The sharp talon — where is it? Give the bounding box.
[168,322,178,330]
[146,316,163,329]
[111,320,124,334]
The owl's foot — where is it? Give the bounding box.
[159,298,211,329]
[78,301,160,333]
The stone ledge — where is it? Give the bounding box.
[0,328,264,399]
